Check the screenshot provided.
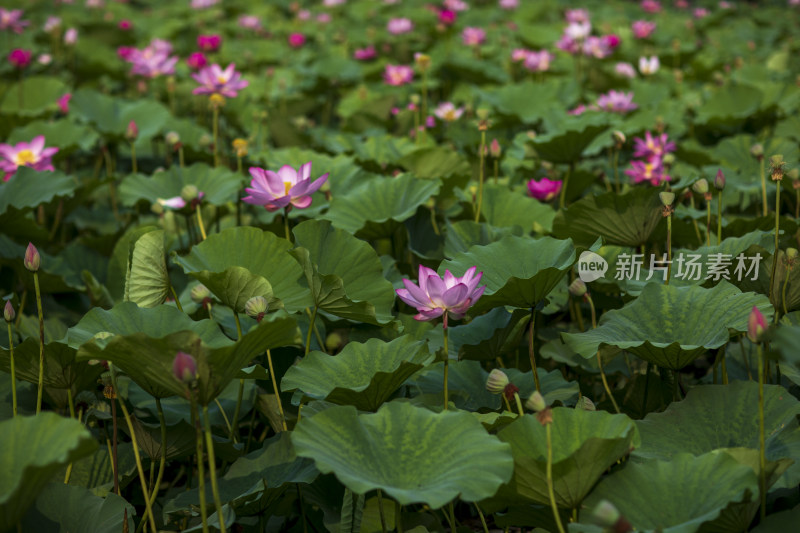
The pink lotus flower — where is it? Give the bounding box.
[197,34,221,52]
[191,0,219,8]
[383,64,414,86]
[565,8,590,23]
[186,52,208,70]
[288,33,306,48]
[747,306,767,343]
[396,265,486,322]
[633,131,676,159]
[125,40,179,78]
[0,9,28,34]
[157,196,188,210]
[568,104,589,116]
[499,0,519,9]
[172,352,197,383]
[694,7,709,18]
[632,20,656,38]
[582,36,613,58]
[438,9,456,25]
[462,27,486,46]
[523,50,554,72]
[639,55,659,75]
[24,242,40,272]
[434,102,464,122]
[118,19,132,31]
[0,136,59,182]
[511,48,529,62]
[117,46,135,61]
[8,49,31,69]
[353,46,377,60]
[596,90,637,113]
[565,21,591,40]
[527,178,563,201]
[63,28,78,45]
[57,93,71,114]
[238,15,262,31]
[625,158,670,186]
[192,63,249,98]
[556,35,580,55]
[615,62,637,78]
[444,0,469,11]
[243,162,329,212]
[387,17,413,35]
[43,16,61,33]
[641,0,662,13]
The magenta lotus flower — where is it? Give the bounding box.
[438,9,456,25]
[172,351,197,384]
[633,131,676,159]
[57,93,71,114]
[632,20,656,38]
[192,63,249,98]
[353,46,377,60]
[0,9,28,34]
[288,33,306,48]
[462,27,486,46]
[625,158,670,186]
[387,17,413,35]
[186,52,208,70]
[527,178,563,201]
[641,0,662,13]
[396,265,486,323]
[0,136,59,182]
[197,34,221,52]
[243,162,328,212]
[596,90,637,113]
[118,19,133,31]
[8,49,31,69]
[384,64,414,86]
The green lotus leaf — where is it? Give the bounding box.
[0,76,69,117]
[292,402,514,508]
[397,147,470,179]
[695,84,764,127]
[581,453,757,533]
[164,432,317,518]
[290,220,396,324]
[485,80,568,124]
[448,308,531,361]
[282,336,434,411]
[562,282,773,369]
[22,483,135,533]
[0,167,78,216]
[478,184,556,233]
[0,338,102,393]
[552,187,662,247]
[0,413,97,531]
[632,382,800,490]
[9,120,99,152]
[497,408,639,509]
[173,226,312,313]
[529,113,609,164]
[751,505,800,533]
[118,163,243,207]
[75,312,300,404]
[71,89,170,141]
[322,174,441,239]
[443,220,523,258]
[66,301,232,349]
[439,235,575,312]
[124,229,169,308]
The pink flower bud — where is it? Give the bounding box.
[3,301,15,323]
[197,34,221,52]
[714,169,725,190]
[118,19,133,30]
[489,139,501,158]
[172,351,197,384]
[57,93,71,114]
[747,306,767,343]
[126,121,138,141]
[8,48,31,69]
[24,242,40,272]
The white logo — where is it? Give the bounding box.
[578,251,608,282]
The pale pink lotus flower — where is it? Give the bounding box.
[565,8,590,23]
[499,0,518,8]
[387,17,413,34]
[639,55,660,75]
[38,54,52,65]
[556,35,580,54]
[625,158,670,186]
[462,27,486,46]
[596,90,637,113]
[317,13,331,24]
[324,0,346,5]
[434,102,464,122]
[565,21,591,40]
[615,62,637,78]
[632,131,675,159]
[523,50,554,72]
[0,136,59,182]
[396,265,485,322]
[243,162,328,212]
[127,40,179,78]
[238,15,262,31]
[192,63,249,98]
[632,20,656,38]
[383,64,414,86]
[0,8,28,34]
[63,28,78,45]
[191,0,220,8]
[444,0,469,10]
[641,1,662,13]
[527,178,563,201]
[43,16,61,33]
[582,36,613,58]
[511,48,530,62]
[694,7,709,18]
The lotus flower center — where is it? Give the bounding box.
[216,75,228,84]
[15,149,36,166]
[443,109,457,121]
[284,182,292,196]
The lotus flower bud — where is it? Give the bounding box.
[191,284,211,304]
[181,184,200,202]
[714,169,725,190]
[165,131,180,147]
[692,178,709,195]
[568,279,587,297]
[577,396,596,411]
[590,500,632,531]
[414,53,431,71]
[24,242,40,272]
[172,351,197,384]
[770,154,785,181]
[525,391,546,412]
[787,248,798,260]
[244,296,269,321]
[486,368,510,394]
[125,120,138,141]
[3,301,15,323]
[326,331,344,352]
[747,306,767,343]
[662,153,675,167]
[476,108,490,121]
[232,138,248,158]
[612,130,626,146]
[489,139,501,158]
[659,191,675,206]
[750,143,764,160]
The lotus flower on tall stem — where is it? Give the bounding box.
[526,392,566,533]
[396,265,485,410]
[4,301,16,416]
[752,143,767,216]
[747,306,768,521]
[660,191,675,284]
[0,135,59,182]
[415,53,431,143]
[769,155,786,300]
[474,112,491,222]
[693,179,711,246]
[714,169,725,244]
[23,243,47,413]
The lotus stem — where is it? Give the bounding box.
[474,502,489,533]
[503,394,512,413]
[443,317,450,411]
[756,344,767,521]
[230,311,244,442]
[546,423,566,533]
[612,148,621,194]
[769,184,781,300]
[196,204,208,241]
[760,158,767,217]
[448,502,457,532]
[7,322,16,417]
[236,156,243,227]
[67,387,75,418]
[493,159,499,185]
[528,308,541,392]
[474,130,486,223]
[421,70,428,143]
[513,392,525,417]
[283,206,292,242]
[297,485,309,533]
[212,105,220,167]
[307,307,326,354]
[202,404,227,533]
[266,349,288,431]
[782,267,790,316]
[717,190,723,244]
[396,501,403,533]
[376,489,388,533]
[146,398,168,514]
[33,272,44,414]
[587,295,620,413]
[705,200,711,246]
[666,213,673,285]
[131,142,137,174]
[109,364,158,533]
[169,285,184,312]
[190,393,209,533]
[179,146,185,168]
[795,189,799,219]
[559,164,572,209]
[641,361,651,416]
